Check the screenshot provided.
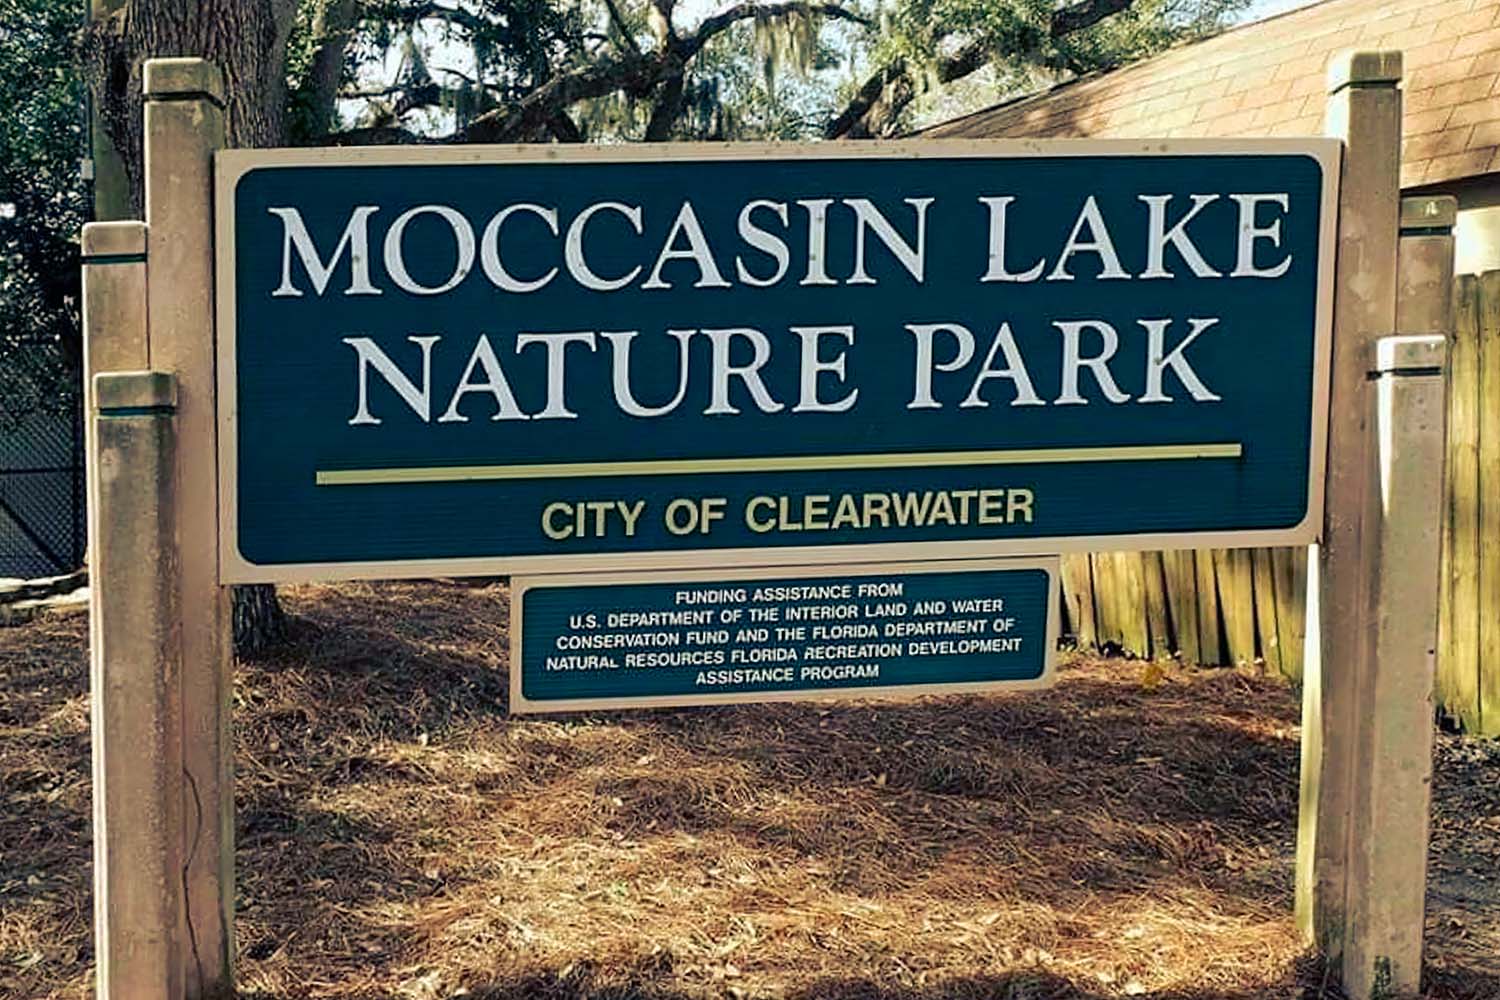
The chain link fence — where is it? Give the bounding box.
[0,399,84,578]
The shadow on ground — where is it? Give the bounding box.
[3,580,1497,1000]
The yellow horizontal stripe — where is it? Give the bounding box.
[315,442,1242,486]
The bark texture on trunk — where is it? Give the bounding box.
[84,0,298,215]
[303,0,359,139]
[83,0,295,658]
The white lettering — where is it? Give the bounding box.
[1231,193,1293,278]
[269,205,380,297]
[1138,317,1222,402]
[846,197,932,284]
[642,201,731,290]
[565,202,643,291]
[978,196,1045,282]
[1054,320,1130,404]
[790,325,858,413]
[383,205,475,295]
[344,335,438,424]
[1140,194,1222,279]
[1048,196,1130,281]
[479,203,558,292]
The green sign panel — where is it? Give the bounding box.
[511,560,1057,712]
[216,140,1338,582]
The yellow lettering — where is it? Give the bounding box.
[929,490,956,526]
[804,494,830,530]
[542,501,573,539]
[831,493,861,529]
[1007,488,1035,523]
[745,496,776,532]
[863,492,891,527]
[978,489,1006,524]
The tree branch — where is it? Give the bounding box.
[826,0,1136,139]
[548,110,584,142]
[602,0,642,54]
[379,0,487,35]
[1051,0,1135,37]
[328,124,427,145]
[302,0,360,140]
[645,72,687,140]
[689,1,869,54]
[457,2,865,144]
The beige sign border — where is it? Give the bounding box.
[214,137,1341,585]
[509,556,1061,714]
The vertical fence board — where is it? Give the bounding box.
[1141,552,1171,659]
[1253,548,1284,675]
[1162,550,1201,662]
[1195,550,1224,663]
[1443,274,1482,730]
[1097,552,1121,649]
[1118,551,1149,656]
[1092,553,1121,647]
[1060,554,1097,650]
[1214,548,1257,665]
[1272,546,1308,682]
[1479,272,1500,734]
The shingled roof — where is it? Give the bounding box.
[923,0,1500,189]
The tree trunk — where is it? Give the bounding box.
[303,0,359,139]
[83,0,297,658]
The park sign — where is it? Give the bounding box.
[511,558,1058,713]
[214,139,1339,582]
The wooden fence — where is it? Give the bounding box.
[1063,272,1500,735]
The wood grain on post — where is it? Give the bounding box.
[1340,196,1453,998]
[142,57,235,998]
[1441,276,1481,730]
[81,221,149,656]
[83,230,182,1000]
[1478,271,1500,735]
[1297,49,1402,957]
[90,371,183,1000]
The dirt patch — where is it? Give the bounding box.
[1,580,1495,999]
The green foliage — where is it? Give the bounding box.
[336,1,1249,143]
[0,0,86,425]
[341,1,591,134]
[857,0,1249,132]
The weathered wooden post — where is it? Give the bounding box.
[81,221,150,554]
[1340,197,1454,997]
[142,57,235,996]
[88,370,184,1000]
[83,221,185,999]
[1297,49,1402,959]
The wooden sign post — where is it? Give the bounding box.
[1297,51,1452,999]
[81,59,234,1000]
[142,60,236,1000]
[1297,48,1402,960]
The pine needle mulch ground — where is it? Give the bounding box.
[2,580,1496,1000]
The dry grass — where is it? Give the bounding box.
[1,579,1496,1000]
